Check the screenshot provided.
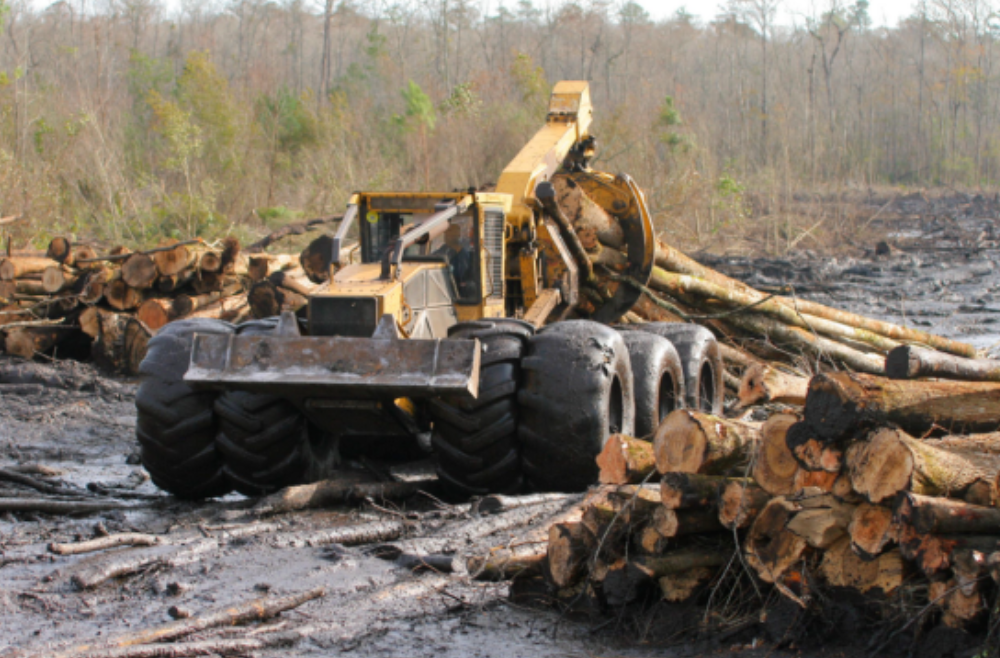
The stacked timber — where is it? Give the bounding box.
[0,235,324,373]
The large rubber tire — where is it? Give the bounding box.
[214,319,338,497]
[619,331,685,438]
[519,320,635,492]
[631,323,724,414]
[135,318,235,499]
[429,319,534,498]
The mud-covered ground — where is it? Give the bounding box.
[1,192,998,658]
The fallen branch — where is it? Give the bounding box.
[68,540,216,589]
[49,533,161,556]
[270,520,407,548]
[254,478,421,515]
[75,239,204,265]
[0,498,133,514]
[0,468,89,497]
[246,216,341,253]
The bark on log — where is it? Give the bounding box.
[659,472,726,510]
[188,294,248,321]
[746,497,810,583]
[190,271,223,294]
[849,503,898,560]
[887,344,1000,382]
[5,326,73,359]
[718,479,771,529]
[246,215,340,253]
[78,269,108,305]
[172,282,243,317]
[651,504,725,538]
[930,578,986,629]
[136,298,175,331]
[658,567,718,602]
[0,257,60,280]
[270,521,407,549]
[270,269,318,297]
[547,522,595,588]
[11,278,48,296]
[820,537,904,594]
[467,553,546,581]
[597,434,656,485]
[737,363,810,408]
[91,313,151,375]
[552,175,625,248]
[752,414,801,495]
[652,410,761,475]
[0,498,132,514]
[121,253,158,289]
[42,265,78,293]
[248,280,284,319]
[155,269,194,294]
[804,371,1000,442]
[895,492,1000,535]
[847,428,1000,504]
[300,235,333,284]
[219,236,241,274]
[198,250,222,273]
[476,492,575,514]
[897,524,1000,577]
[785,421,843,473]
[254,477,420,515]
[650,267,901,353]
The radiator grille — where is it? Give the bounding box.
[483,210,504,300]
[309,297,378,337]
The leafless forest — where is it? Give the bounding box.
[1,0,998,252]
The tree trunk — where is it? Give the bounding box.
[597,434,655,485]
[804,371,1000,442]
[653,410,761,475]
[887,344,1000,382]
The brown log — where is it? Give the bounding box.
[785,490,856,549]
[190,270,223,294]
[151,238,190,276]
[77,268,108,304]
[598,547,727,606]
[820,537,904,594]
[849,503,899,560]
[0,281,14,302]
[136,298,175,331]
[188,294,247,321]
[199,249,222,273]
[270,269,318,297]
[247,256,271,282]
[752,413,801,495]
[253,477,422,515]
[897,523,1000,577]
[467,553,546,581]
[105,278,142,311]
[155,268,195,293]
[552,175,625,249]
[12,278,48,296]
[652,409,761,475]
[718,479,771,529]
[846,428,1000,504]
[79,306,108,338]
[73,245,99,268]
[278,287,308,313]
[219,236,241,273]
[659,472,725,509]
[108,245,131,257]
[804,371,1000,442]
[246,215,340,253]
[172,281,243,316]
[92,313,151,375]
[597,434,655,484]
[649,504,724,538]
[895,492,1000,535]
[121,253,158,289]
[785,421,843,473]
[745,497,809,583]
[930,578,986,629]
[300,235,333,283]
[887,344,1000,382]
[248,280,284,319]
[50,533,161,556]
[0,257,59,280]
[737,363,809,408]
[547,522,595,588]
[46,237,73,265]
[4,326,73,359]
[952,548,988,597]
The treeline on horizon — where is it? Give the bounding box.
[0,0,996,251]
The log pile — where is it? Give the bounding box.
[0,235,328,373]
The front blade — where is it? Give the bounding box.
[185,334,480,399]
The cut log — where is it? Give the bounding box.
[105,278,142,311]
[121,253,158,289]
[172,282,243,317]
[897,524,1000,577]
[219,236,241,273]
[12,278,48,296]
[270,269,318,297]
[156,268,195,293]
[952,548,988,596]
[752,413,800,495]
[547,522,595,588]
[930,578,986,629]
[79,306,108,338]
[199,249,222,273]
[745,497,809,583]
[189,295,248,321]
[804,371,1000,442]
[659,472,725,510]
[467,553,546,581]
[847,428,1000,504]
[552,175,625,248]
[248,280,284,319]
[785,421,843,473]
[650,504,724,538]
[737,363,809,408]
[718,479,771,529]
[0,257,59,280]
[4,326,73,359]
[77,268,109,305]
[849,503,898,560]
[190,270,224,294]
[658,567,717,602]
[72,245,99,268]
[597,434,655,485]
[136,298,175,331]
[820,537,904,594]
[152,239,190,276]
[300,235,333,283]
[895,492,1000,535]
[887,344,1000,382]
[92,313,151,375]
[46,237,73,265]
[652,410,761,475]
[253,477,421,515]
[785,491,856,549]
[40,266,76,293]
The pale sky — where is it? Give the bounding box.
[636,0,915,27]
